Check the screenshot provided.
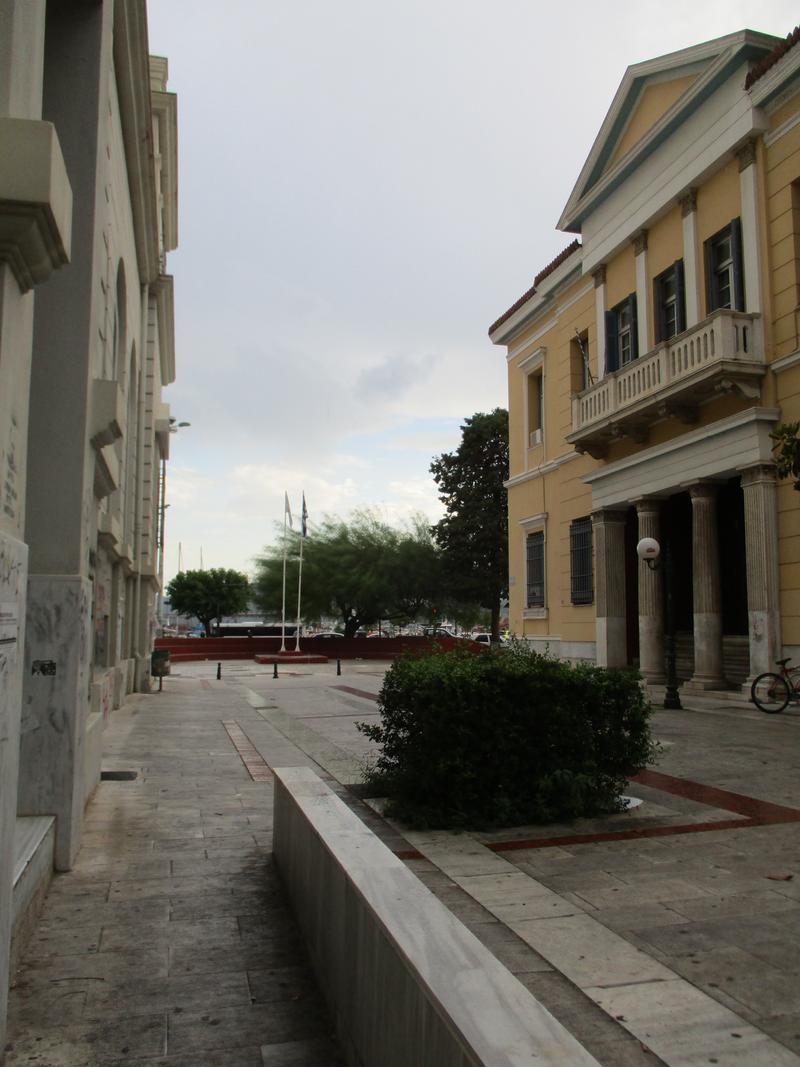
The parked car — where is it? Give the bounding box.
[309,631,344,639]
[472,633,493,645]
[423,627,456,639]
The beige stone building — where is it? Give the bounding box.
[490,28,800,693]
[0,0,177,1051]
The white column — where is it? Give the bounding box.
[738,140,762,315]
[592,508,627,668]
[0,0,46,119]
[633,230,649,357]
[686,483,725,690]
[635,498,665,683]
[680,189,699,327]
[593,266,607,376]
[740,464,781,684]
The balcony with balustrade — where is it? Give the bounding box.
[566,310,766,457]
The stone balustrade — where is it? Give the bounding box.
[570,310,764,446]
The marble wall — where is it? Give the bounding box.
[18,575,92,870]
[0,530,27,1055]
[273,766,600,1067]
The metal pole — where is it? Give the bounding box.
[294,530,304,652]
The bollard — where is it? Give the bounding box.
[216,662,222,680]
[336,658,341,676]
[273,661,278,679]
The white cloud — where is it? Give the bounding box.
[149,0,799,582]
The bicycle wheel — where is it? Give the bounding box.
[751,673,790,713]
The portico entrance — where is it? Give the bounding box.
[594,464,777,692]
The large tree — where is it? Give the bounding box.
[166,568,250,636]
[430,408,509,639]
[253,512,442,637]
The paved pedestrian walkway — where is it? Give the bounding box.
[7,657,800,1065]
[5,669,345,1067]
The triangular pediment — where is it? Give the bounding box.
[558,30,783,234]
[604,71,701,172]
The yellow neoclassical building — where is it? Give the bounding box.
[490,27,800,696]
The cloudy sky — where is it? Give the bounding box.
[148,0,798,583]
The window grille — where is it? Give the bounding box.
[526,531,545,608]
[570,517,593,605]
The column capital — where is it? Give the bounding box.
[736,138,757,172]
[631,496,661,517]
[592,508,627,527]
[593,265,606,288]
[685,481,719,501]
[631,229,648,256]
[679,188,697,217]
[739,463,777,488]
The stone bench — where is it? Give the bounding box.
[272,767,600,1067]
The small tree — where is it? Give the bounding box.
[253,512,442,636]
[430,409,509,639]
[166,568,250,636]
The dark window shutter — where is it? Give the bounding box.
[655,275,666,343]
[674,259,686,333]
[731,216,744,311]
[704,236,715,313]
[628,293,639,360]
[605,309,618,372]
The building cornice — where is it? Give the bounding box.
[150,77,178,255]
[748,37,800,107]
[153,273,175,385]
[771,348,800,374]
[114,0,160,283]
[505,450,581,489]
[491,261,584,347]
[583,407,780,487]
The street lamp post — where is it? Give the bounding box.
[158,420,190,627]
[636,536,682,710]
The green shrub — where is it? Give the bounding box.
[357,643,657,829]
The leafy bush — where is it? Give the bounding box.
[357,643,657,829]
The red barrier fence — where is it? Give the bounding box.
[154,635,478,662]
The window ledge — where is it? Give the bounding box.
[523,607,548,620]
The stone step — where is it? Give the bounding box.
[11,816,55,977]
[647,684,752,709]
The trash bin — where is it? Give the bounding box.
[151,648,171,677]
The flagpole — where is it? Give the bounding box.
[294,530,304,652]
[280,501,288,653]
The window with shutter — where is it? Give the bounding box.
[605,293,638,370]
[705,219,744,313]
[654,260,686,343]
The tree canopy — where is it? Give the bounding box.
[430,408,509,639]
[165,568,250,636]
[772,422,800,491]
[252,512,442,637]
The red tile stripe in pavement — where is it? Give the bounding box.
[288,683,800,853]
[486,769,800,853]
[633,767,800,822]
[222,720,273,782]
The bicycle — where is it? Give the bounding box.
[750,658,800,713]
